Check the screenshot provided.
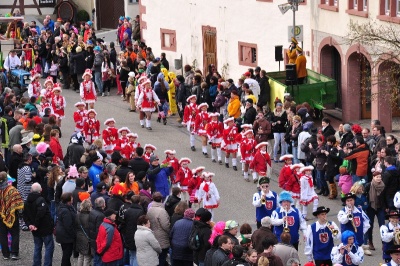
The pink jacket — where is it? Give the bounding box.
[338,174,352,194]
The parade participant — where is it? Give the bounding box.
[295,47,307,84]
[167,72,178,115]
[102,118,118,155]
[286,163,303,209]
[304,206,341,266]
[299,165,319,220]
[382,245,400,266]
[198,172,220,220]
[43,76,54,100]
[175,157,192,203]
[331,230,364,266]
[80,69,97,110]
[117,127,130,150]
[126,72,136,112]
[28,69,42,98]
[50,83,66,127]
[238,124,254,175]
[240,129,257,182]
[137,79,161,130]
[143,144,156,163]
[162,150,180,186]
[381,209,400,262]
[134,76,148,128]
[207,112,223,164]
[222,117,239,171]
[73,102,87,132]
[252,176,278,229]
[337,193,370,249]
[287,37,298,64]
[271,191,307,250]
[123,133,140,159]
[194,103,210,157]
[188,166,205,209]
[83,109,100,144]
[278,154,294,190]
[250,142,271,185]
[182,95,198,151]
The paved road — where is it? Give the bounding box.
[2,30,385,265]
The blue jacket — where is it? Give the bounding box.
[147,165,172,198]
[170,217,194,261]
[89,164,103,188]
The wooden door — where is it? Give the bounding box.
[98,0,125,29]
[202,26,217,76]
[360,55,371,119]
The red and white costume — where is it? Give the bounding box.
[117,127,131,149]
[250,142,272,177]
[162,150,180,185]
[299,166,319,218]
[43,76,54,100]
[137,83,160,112]
[194,104,210,136]
[143,144,156,163]
[278,154,294,190]
[28,69,42,98]
[207,115,223,148]
[122,133,140,159]
[198,172,220,219]
[222,119,239,153]
[240,131,257,164]
[175,157,192,202]
[102,118,118,155]
[188,166,205,206]
[51,85,66,119]
[80,70,97,104]
[287,163,303,206]
[73,102,87,132]
[83,110,100,144]
[182,99,198,132]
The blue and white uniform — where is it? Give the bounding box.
[337,206,370,245]
[252,190,279,223]
[271,206,306,245]
[331,243,364,266]
[381,222,400,261]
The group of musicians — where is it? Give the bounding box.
[253,177,400,266]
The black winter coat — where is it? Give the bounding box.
[193,220,212,264]
[271,112,288,133]
[325,145,342,178]
[115,165,132,183]
[56,203,76,243]
[165,194,181,217]
[243,106,257,125]
[258,76,270,107]
[23,192,53,237]
[65,143,85,168]
[340,132,354,148]
[8,152,23,186]
[107,195,125,212]
[70,52,86,75]
[89,207,105,250]
[382,166,400,209]
[75,211,91,255]
[121,203,144,250]
[128,157,150,176]
[322,124,336,139]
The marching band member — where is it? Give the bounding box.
[287,163,303,209]
[102,118,118,155]
[222,117,239,171]
[250,142,271,185]
[331,230,364,266]
[162,150,180,186]
[206,112,223,164]
[381,209,400,262]
[337,193,370,251]
[83,109,100,144]
[382,245,400,266]
[50,83,66,127]
[198,172,220,220]
[278,154,294,190]
[240,129,257,182]
[28,69,42,98]
[175,157,192,203]
[134,75,148,128]
[271,191,306,251]
[182,95,198,151]
[143,144,156,163]
[188,166,205,209]
[252,176,278,229]
[73,102,87,132]
[299,165,319,220]
[194,103,210,158]
[137,79,161,130]
[304,206,341,266]
[79,69,97,109]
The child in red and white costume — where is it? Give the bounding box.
[43,76,54,101]
[117,127,130,150]
[222,117,239,171]
[240,129,257,182]
[206,113,223,164]
[278,154,293,190]
[123,133,140,159]
[143,144,156,163]
[194,103,210,157]
[102,118,118,155]
[175,157,192,203]
[238,124,253,174]
[250,142,272,184]
[73,102,87,132]
[28,69,42,98]
[83,109,100,144]
[182,95,198,151]
[299,165,319,220]
[162,150,180,186]
[134,75,148,128]
[137,79,161,130]
[188,166,205,209]
[51,83,66,127]
[38,92,53,117]
[80,69,97,109]
[288,163,304,209]
[198,172,220,220]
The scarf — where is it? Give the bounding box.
[274,109,284,117]
[0,182,24,228]
[305,175,313,188]
[369,180,385,210]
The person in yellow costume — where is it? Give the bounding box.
[287,37,298,64]
[166,71,178,115]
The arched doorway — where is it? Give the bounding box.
[378,61,400,117]
[320,45,342,109]
[347,52,371,119]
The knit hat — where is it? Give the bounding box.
[150,155,159,163]
[104,209,117,218]
[343,124,351,132]
[195,208,212,222]
[78,192,90,202]
[184,208,195,219]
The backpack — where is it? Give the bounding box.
[188,225,201,251]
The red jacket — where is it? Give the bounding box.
[49,137,63,162]
[162,157,180,181]
[175,167,192,189]
[278,165,292,189]
[286,172,301,194]
[96,218,123,263]
[250,150,271,174]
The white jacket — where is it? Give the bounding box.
[134,225,162,266]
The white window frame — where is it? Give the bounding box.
[334,0,338,6]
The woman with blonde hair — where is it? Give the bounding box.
[258,256,269,266]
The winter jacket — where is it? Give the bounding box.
[254,117,272,143]
[107,195,124,212]
[128,157,150,176]
[222,258,250,266]
[55,203,76,244]
[93,52,104,73]
[96,218,124,263]
[65,143,85,168]
[121,203,145,250]
[325,145,341,178]
[135,225,162,266]
[193,220,212,264]
[310,144,328,171]
[289,124,303,147]
[344,143,370,177]
[147,165,173,198]
[70,52,86,75]
[211,248,230,266]
[251,227,278,254]
[227,95,241,119]
[147,201,170,249]
[258,76,271,107]
[273,243,299,266]
[243,106,257,125]
[197,87,212,108]
[89,207,105,250]
[88,163,103,189]
[340,131,354,148]
[322,124,336,139]
[170,217,194,261]
[75,210,91,255]
[115,165,132,183]
[271,111,287,133]
[212,92,226,114]
[382,165,400,209]
[23,192,53,237]
[164,194,181,217]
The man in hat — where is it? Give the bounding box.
[252,176,278,228]
[295,47,307,84]
[382,245,400,266]
[287,37,298,64]
[381,209,400,262]
[271,191,306,251]
[23,183,54,265]
[304,206,341,266]
[337,192,370,251]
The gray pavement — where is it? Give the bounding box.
[1,30,385,265]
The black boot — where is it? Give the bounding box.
[323,187,329,196]
[317,188,324,195]
[157,117,161,123]
[163,118,167,125]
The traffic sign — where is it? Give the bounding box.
[288,25,303,42]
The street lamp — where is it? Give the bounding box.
[278,0,304,41]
